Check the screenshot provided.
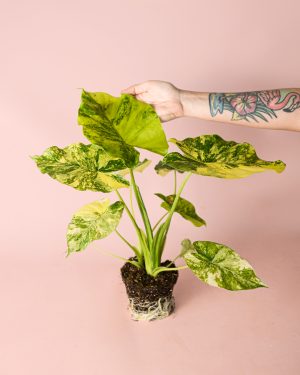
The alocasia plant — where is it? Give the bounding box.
[32,89,286,319]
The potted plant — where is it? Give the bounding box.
[31,90,286,321]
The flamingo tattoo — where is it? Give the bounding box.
[258,90,300,113]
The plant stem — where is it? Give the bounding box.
[164,172,192,229]
[154,172,192,265]
[115,229,141,260]
[153,212,168,232]
[152,170,177,232]
[115,189,147,261]
[129,168,153,247]
[165,254,181,268]
[115,190,140,233]
[153,265,188,277]
[129,182,135,219]
[102,249,141,268]
[174,170,177,195]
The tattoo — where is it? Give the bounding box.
[209,89,300,122]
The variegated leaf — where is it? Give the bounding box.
[155,134,286,178]
[155,193,206,227]
[67,199,124,254]
[78,90,168,167]
[183,240,267,290]
[31,143,129,192]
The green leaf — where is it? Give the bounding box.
[155,156,186,176]
[31,143,129,192]
[183,240,267,290]
[155,193,206,227]
[118,159,151,176]
[155,134,286,179]
[78,90,169,167]
[67,199,124,254]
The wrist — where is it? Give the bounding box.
[178,89,188,117]
[179,89,203,118]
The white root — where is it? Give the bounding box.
[128,296,175,321]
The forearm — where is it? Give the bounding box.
[179,88,300,131]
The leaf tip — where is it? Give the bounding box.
[259,281,269,288]
[168,138,178,144]
[275,160,286,173]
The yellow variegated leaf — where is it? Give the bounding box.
[155,135,286,179]
[67,199,124,254]
[183,240,267,290]
[31,143,129,192]
[78,90,168,167]
[155,193,206,227]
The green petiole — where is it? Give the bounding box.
[153,172,192,266]
[153,212,168,232]
[129,169,153,248]
[115,229,141,260]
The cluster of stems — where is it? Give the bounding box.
[113,169,192,277]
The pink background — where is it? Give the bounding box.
[1,1,300,374]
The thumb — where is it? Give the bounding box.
[121,83,146,95]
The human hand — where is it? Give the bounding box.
[121,80,184,122]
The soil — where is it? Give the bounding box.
[120,257,179,315]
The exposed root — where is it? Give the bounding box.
[128,296,175,321]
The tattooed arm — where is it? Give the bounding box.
[180,88,300,131]
[121,81,300,131]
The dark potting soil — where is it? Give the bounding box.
[120,258,179,309]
